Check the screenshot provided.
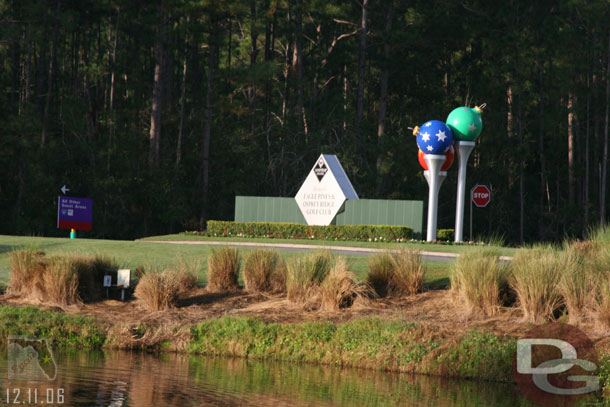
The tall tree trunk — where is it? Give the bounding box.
[200,29,216,230]
[376,0,393,195]
[250,0,258,138]
[294,0,306,138]
[585,75,590,230]
[36,0,50,113]
[108,9,119,147]
[343,64,347,132]
[518,93,525,245]
[568,92,575,206]
[175,43,188,170]
[40,0,60,147]
[537,62,547,239]
[355,0,368,139]
[148,1,166,169]
[602,32,610,226]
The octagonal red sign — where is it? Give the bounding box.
[472,185,491,207]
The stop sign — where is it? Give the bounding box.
[471,185,491,207]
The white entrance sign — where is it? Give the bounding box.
[295,154,358,225]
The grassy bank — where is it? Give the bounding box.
[189,316,516,381]
[0,305,607,403]
[0,305,106,348]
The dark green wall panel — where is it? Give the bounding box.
[235,196,423,237]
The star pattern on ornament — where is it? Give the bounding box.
[436,130,447,142]
[468,123,476,133]
[425,122,432,127]
[426,145,434,152]
[421,132,431,142]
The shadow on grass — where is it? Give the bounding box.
[424,277,450,290]
[0,245,18,255]
[177,291,240,307]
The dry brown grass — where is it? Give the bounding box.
[286,251,332,304]
[43,256,81,305]
[366,253,394,297]
[597,280,610,329]
[8,250,45,297]
[510,246,564,324]
[451,248,507,316]
[557,241,599,323]
[134,269,181,311]
[320,258,373,311]
[8,250,116,305]
[168,258,200,293]
[366,249,424,297]
[243,249,286,293]
[207,247,241,292]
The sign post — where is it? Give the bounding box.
[57,196,93,238]
[469,184,491,240]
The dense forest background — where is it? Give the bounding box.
[0,0,609,244]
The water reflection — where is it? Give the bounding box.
[0,349,555,406]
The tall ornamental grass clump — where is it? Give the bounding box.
[135,269,178,311]
[589,243,610,328]
[451,248,508,316]
[557,241,599,323]
[8,250,117,305]
[319,258,373,311]
[366,249,424,297]
[243,249,286,293]
[8,250,45,297]
[510,246,564,324]
[286,251,332,303]
[168,257,200,293]
[207,247,241,292]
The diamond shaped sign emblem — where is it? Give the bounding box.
[295,154,358,225]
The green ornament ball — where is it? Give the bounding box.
[446,106,483,141]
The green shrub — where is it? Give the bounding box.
[437,229,454,241]
[201,221,413,242]
[451,248,508,316]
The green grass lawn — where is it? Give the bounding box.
[0,235,452,289]
[140,234,517,256]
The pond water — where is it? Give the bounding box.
[0,349,554,406]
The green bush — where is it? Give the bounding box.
[201,221,413,242]
[437,229,454,241]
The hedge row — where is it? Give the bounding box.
[437,229,454,241]
[201,221,413,242]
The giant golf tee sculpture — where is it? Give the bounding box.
[415,120,454,241]
[447,104,484,242]
[414,104,484,242]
